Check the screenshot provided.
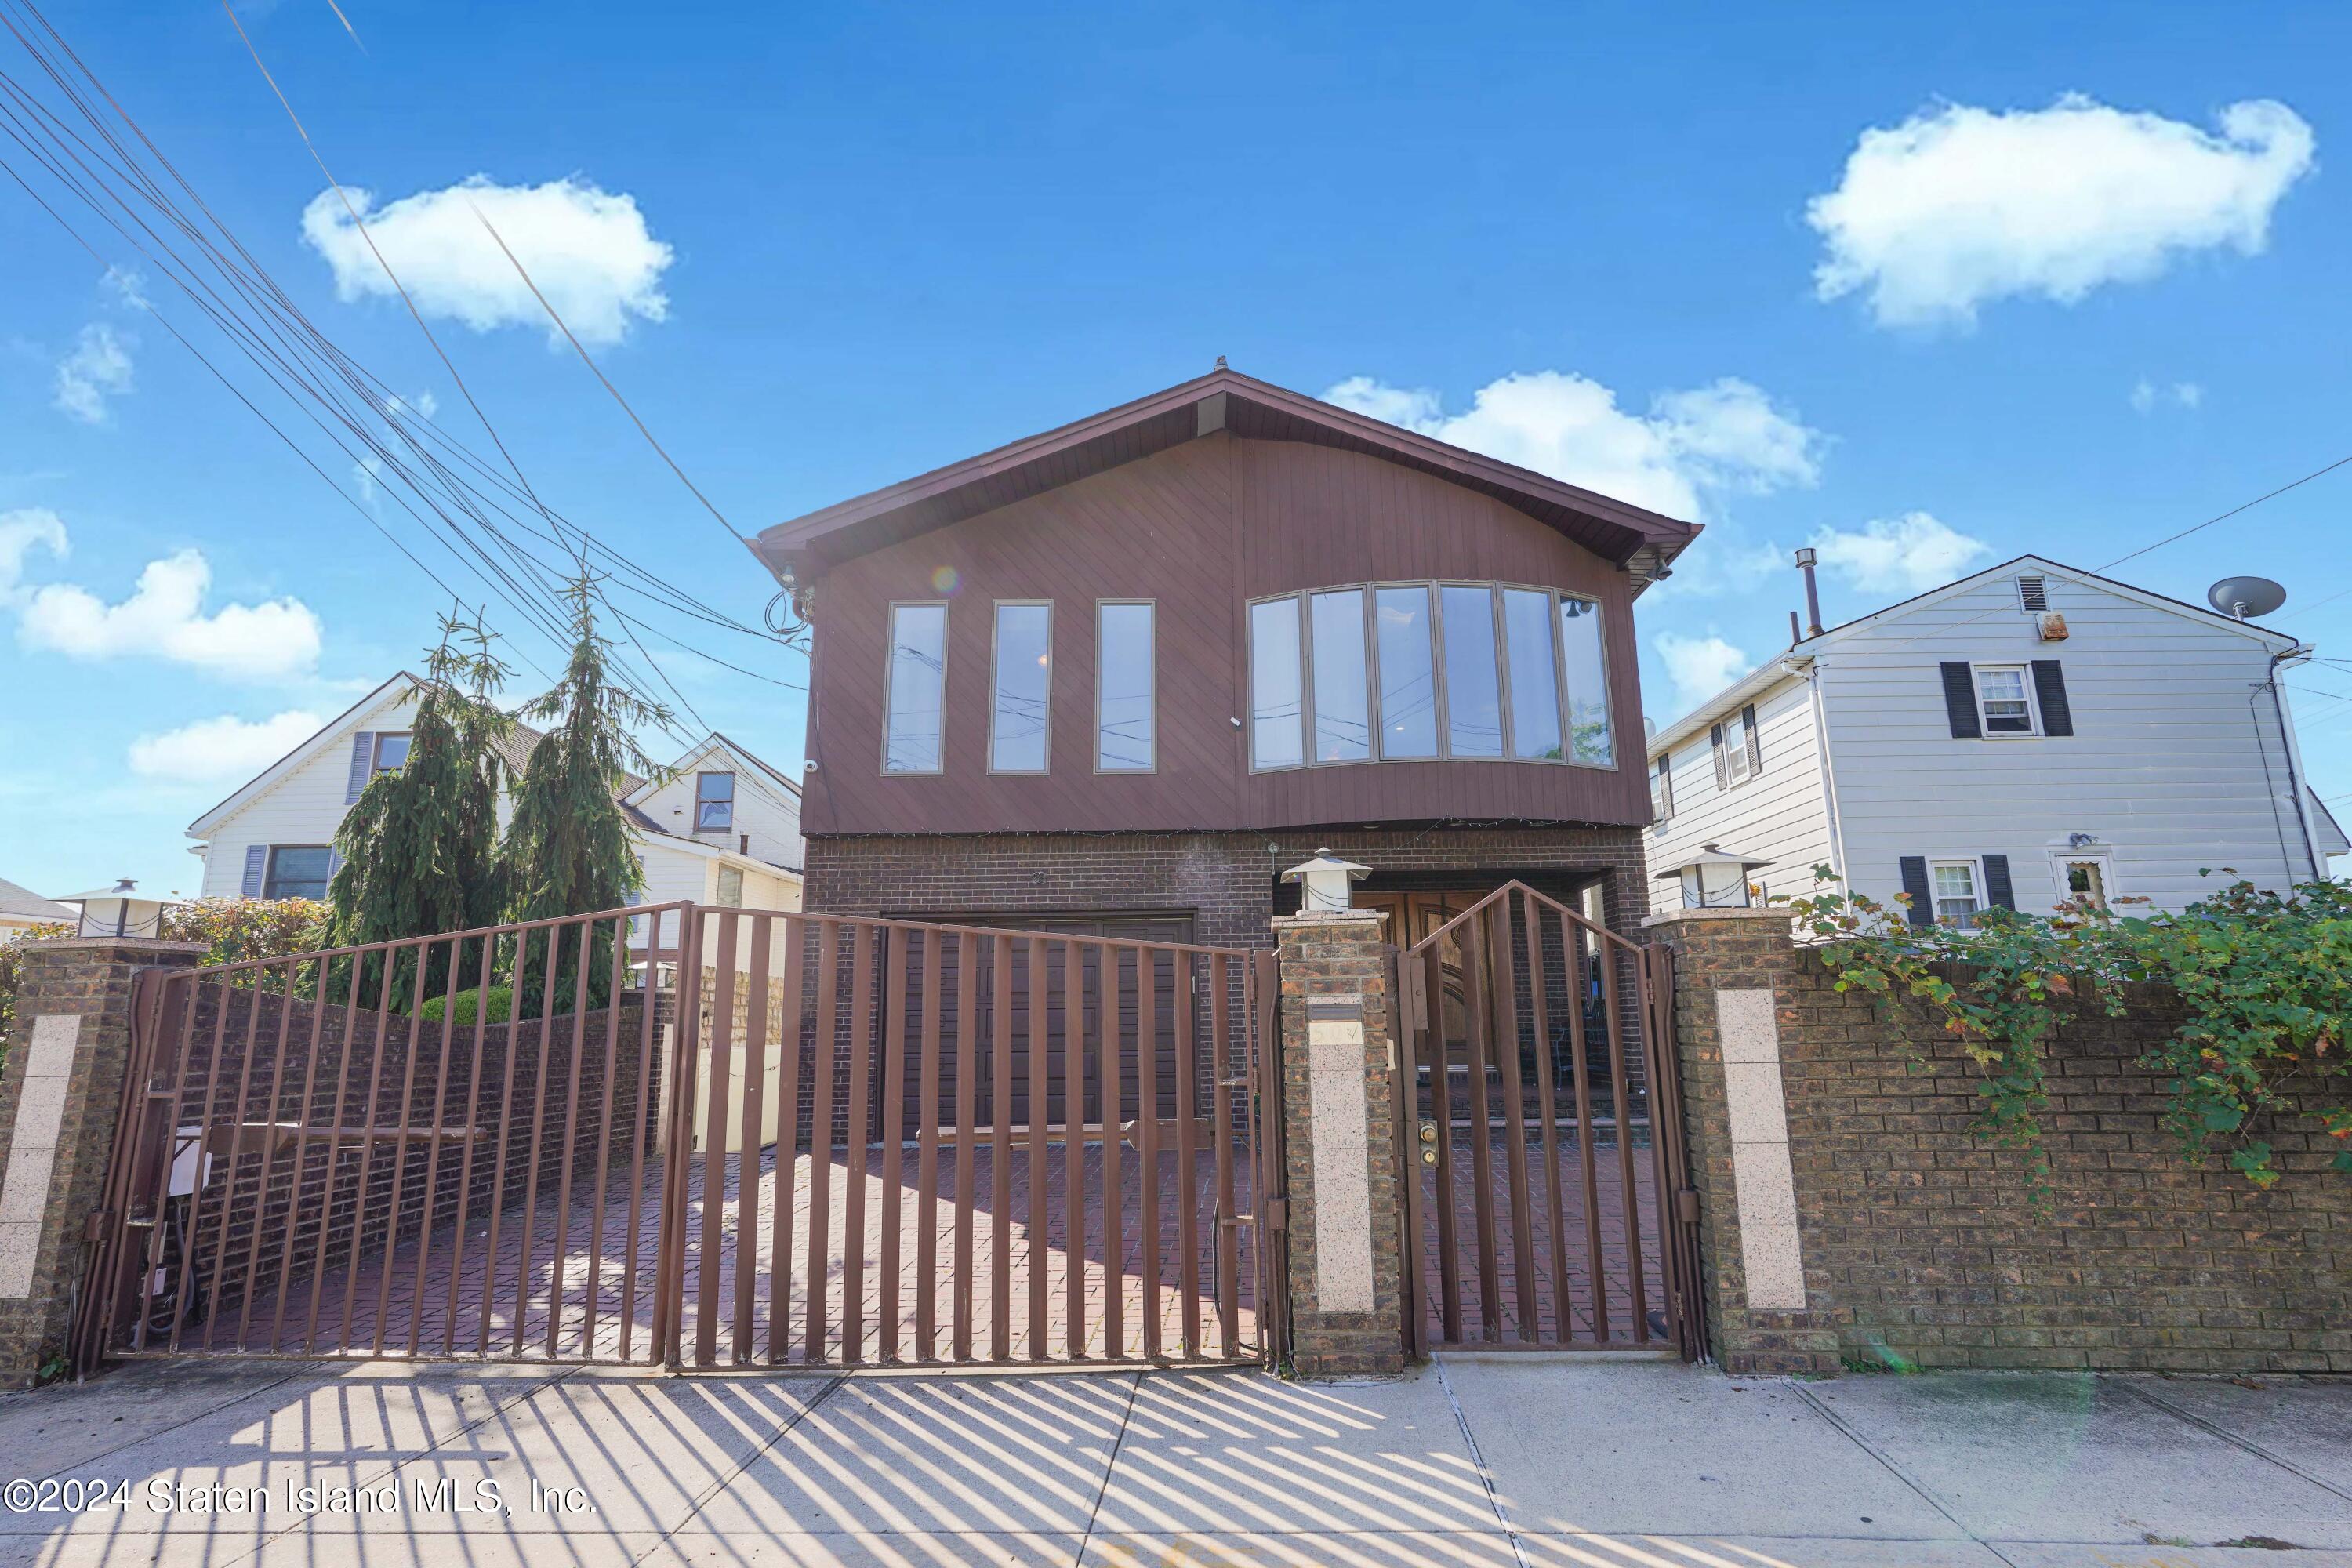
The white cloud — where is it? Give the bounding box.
[129,710,325,782]
[1809,95,2316,328]
[2129,377,2205,414]
[301,176,673,346]
[1323,370,1822,521]
[1653,632,1751,709]
[0,513,322,680]
[1809,511,1991,593]
[54,323,135,423]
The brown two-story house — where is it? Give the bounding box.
[755,367,1698,951]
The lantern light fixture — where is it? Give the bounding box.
[58,878,179,939]
[1654,844,1773,909]
[1281,848,1371,913]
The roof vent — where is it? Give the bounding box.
[2016,575,2049,612]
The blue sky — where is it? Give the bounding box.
[5,0,2351,899]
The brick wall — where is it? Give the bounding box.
[1658,910,2352,1374]
[0,940,205,1385]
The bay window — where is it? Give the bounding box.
[1247,580,1616,771]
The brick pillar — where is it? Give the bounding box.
[0,938,205,1386]
[1643,907,1840,1375]
[1270,909,1404,1377]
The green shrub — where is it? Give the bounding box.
[417,986,514,1026]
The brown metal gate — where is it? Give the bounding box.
[1395,881,1704,1359]
[71,904,1281,1374]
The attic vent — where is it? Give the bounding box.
[2016,575,2049,612]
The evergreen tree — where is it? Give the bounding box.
[328,610,515,1004]
[501,573,673,1002]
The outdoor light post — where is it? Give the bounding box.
[57,879,178,939]
[1281,848,1371,913]
[1655,844,1773,909]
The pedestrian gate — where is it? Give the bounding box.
[71,904,1283,1374]
[1396,881,1704,1358]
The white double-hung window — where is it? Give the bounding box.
[1973,665,2036,735]
[1931,860,1983,929]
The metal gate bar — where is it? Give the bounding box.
[1398,880,1703,1357]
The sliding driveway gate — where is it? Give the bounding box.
[72,903,1281,1374]
[1396,882,1704,1358]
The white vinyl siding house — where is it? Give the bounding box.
[187,681,803,937]
[190,677,426,899]
[1646,557,2346,921]
[1647,667,1838,913]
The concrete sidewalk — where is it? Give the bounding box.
[0,1356,2346,1566]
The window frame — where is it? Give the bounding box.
[694,770,736,833]
[1651,751,1675,822]
[263,844,332,902]
[1306,584,1376,767]
[1246,593,1308,772]
[880,599,950,777]
[1245,579,1615,775]
[1928,856,1985,930]
[1971,662,2042,739]
[370,731,412,775]
[1093,597,1158,775]
[1721,709,1755,789]
[986,599,1054,776]
[713,864,746,909]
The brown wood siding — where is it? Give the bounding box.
[801,434,1650,836]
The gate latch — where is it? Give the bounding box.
[1418,1122,1439,1165]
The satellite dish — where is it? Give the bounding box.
[2208,575,2287,620]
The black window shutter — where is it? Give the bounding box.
[241,844,268,898]
[1898,856,1934,927]
[1655,754,1674,818]
[345,732,375,804]
[1983,855,2016,910]
[1710,722,1729,788]
[1940,663,1981,738]
[1742,703,1763,775]
[2031,660,2073,735]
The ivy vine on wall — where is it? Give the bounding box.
[1782,868,2352,1197]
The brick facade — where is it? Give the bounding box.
[802,826,1653,949]
[0,939,205,1386]
[1271,911,1406,1377]
[1657,909,2352,1375]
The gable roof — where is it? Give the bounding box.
[753,367,1701,590]
[0,875,74,924]
[187,673,555,839]
[1646,555,2307,760]
[1799,555,2301,655]
[629,732,801,805]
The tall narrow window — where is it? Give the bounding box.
[1501,587,1562,760]
[1096,601,1155,771]
[989,602,1051,773]
[1374,586,1438,759]
[1248,597,1304,769]
[695,771,735,830]
[1559,596,1613,764]
[883,602,947,774]
[1439,585,1503,757]
[1310,588,1371,763]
